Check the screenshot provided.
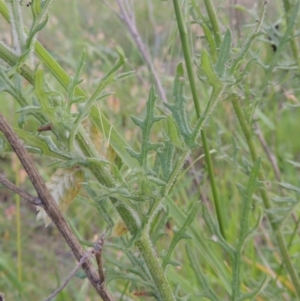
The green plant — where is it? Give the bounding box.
[1,0,300,300]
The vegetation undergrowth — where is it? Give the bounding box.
[0,0,300,300]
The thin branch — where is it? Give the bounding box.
[0,113,114,301]
[0,173,41,205]
[113,0,167,103]
[44,239,104,301]
[95,233,106,284]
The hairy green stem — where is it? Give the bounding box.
[75,127,139,233]
[172,0,226,239]
[232,97,300,298]
[76,105,174,299]
[6,0,26,53]
[77,128,175,298]
[0,42,33,83]
[136,232,176,301]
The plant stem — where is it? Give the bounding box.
[136,232,176,301]
[6,0,26,54]
[0,42,34,83]
[172,0,226,239]
[76,128,175,299]
[203,0,222,47]
[232,97,300,298]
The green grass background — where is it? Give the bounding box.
[1,0,300,300]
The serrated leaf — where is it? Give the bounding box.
[164,63,197,148]
[16,105,41,113]
[191,51,225,143]
[127,86,165,169]
[14,128,70,160]
[156,139,176,182]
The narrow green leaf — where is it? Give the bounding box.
[32,0,42,20]
[0,257,23,291]
[215,28,232,77]
[236,276,270,301]
[185,245,219,301]
[286,159,300,168]
[165,196,231,293]
[201,23,217,63]
[201,50,221,87]
[279,182,300,194]
[163,202,199,270]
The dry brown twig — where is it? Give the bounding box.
[95,233,106,284]
[0,113,114,301]
[44,234,106,301]
[0,173,41,205]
